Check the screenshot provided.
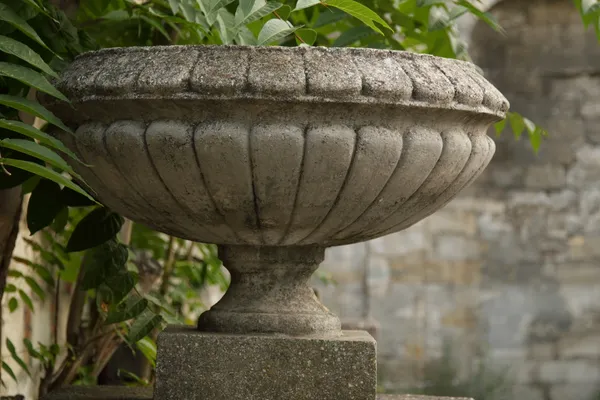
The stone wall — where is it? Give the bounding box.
[316,1,600,399]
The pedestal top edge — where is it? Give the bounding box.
[41,386,474,400]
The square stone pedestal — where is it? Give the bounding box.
[154,326,377,400]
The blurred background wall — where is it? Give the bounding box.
[315,1,600,399]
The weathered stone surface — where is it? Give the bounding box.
[432,235,481,262]
[524,164,566,190]
[154,326,377,400]
[197,246,341,336]
[43,387,472,400]
[558,334,600,358]
[42,45,504,249]
[378,397,472,400]
[512,385,545,400]
[43,42,508,400]
[43,386,152,400]
[550,384,600,400]
[538,360,600,383]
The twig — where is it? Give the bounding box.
[0,149,11,176]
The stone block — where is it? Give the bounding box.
[558,334,600,359]
[524,164,566,190]
[554,264,600,284]
[585,118,600,145]
[538,360,600,384]
[369,227,429,257]
[512,384,545,400]
[527,342,556,360]
[423,210,477,235]
[550,384,600,400]
[154,326,377,400]
[568,236,600,261]
[432,235,481,262]
[537,119,585,166]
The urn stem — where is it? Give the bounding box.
[197,245,341,336]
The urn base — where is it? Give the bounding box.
[154,326,377,400]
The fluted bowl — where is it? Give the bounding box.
[44,45,508,247]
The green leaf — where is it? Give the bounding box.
[13,255,58,286]
[257,19,298,45]
[494,118,506,136]
[8,270,22,278]
[5,283,17,293]
[19,289,34,310]
[0,95,72,133]
[20,240,66,271]
[105,294,148,324]
[294,0,321,11]
[0,138,78,178]
[0,3,51,51]
[101,10,130,21]
[0,119,81,163]
[136,336,157,367]
[51,206,69,233]
[235,1,282,27]
[508,112,525,139]
[0,158,95,203]
[455,0,504,33]
[324,0,392,35]
[66,208,124,253]
[239,0,260,17]
[128,309,163,343]
[140,16,171,42]
[8,297,18,312]
[21,175,40,194]
[582,0,600,14]
[416,0,445,6]
[277,4,292,20]
[2,361,17,383]
[144,294,182,323]
[216,9,236,44]
[168,0,179,14]
[25,276,45,300]
[7,338,30,376]
[104,269,135,304]
[236,26,258,45]
[332,25,374,46]
[23,339,41,359]
[428,7,450,31]
[523,117,536,133]
[296,28,317,45]
[208,0,237,16]
[0,62,67,102]
[314,7,346,27]
[0,35,58,78]
[27,178,64,234]
[529,126,547,154]
[61,186,95,207]
[82,240,128,290]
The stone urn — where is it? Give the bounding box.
[44,45,508,400]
